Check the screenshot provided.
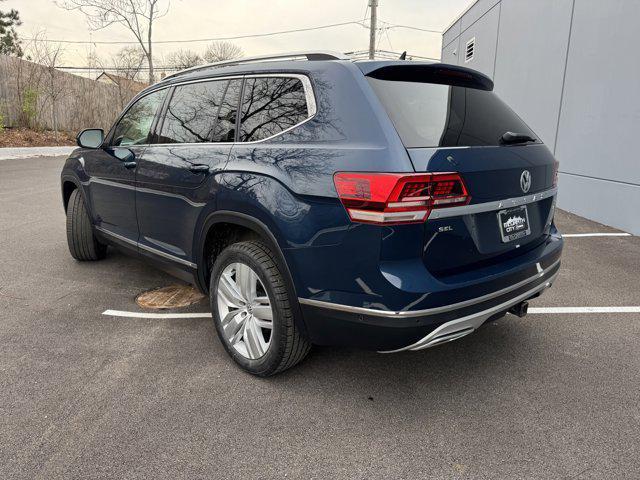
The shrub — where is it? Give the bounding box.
[21,88,38,128]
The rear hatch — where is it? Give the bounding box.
[365,63,558,277]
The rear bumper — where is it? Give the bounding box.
[299,256,560,351]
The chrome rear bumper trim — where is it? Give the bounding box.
[428,187,557,220]
[298,258,560,318]
[378,271,558,353]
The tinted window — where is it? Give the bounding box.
[239,77,309,142]
[112,89,166,146]
[367,78,538,148]
[158,80,227,144]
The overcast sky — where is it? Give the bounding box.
[4,0,473,67]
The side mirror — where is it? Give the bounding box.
[77,129,104,149]
[113,147,135,162]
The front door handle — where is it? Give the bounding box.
[189,164,210,173]
[123,161,137,169]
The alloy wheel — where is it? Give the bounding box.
[216,262,274,359]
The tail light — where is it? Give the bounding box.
[333,172,470,225]
[552,162,559,187]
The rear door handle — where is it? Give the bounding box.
[189,164,210,173]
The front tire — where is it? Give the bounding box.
[66,189,107,261]
[210,241,310,376]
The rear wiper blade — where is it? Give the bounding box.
[500,131,537,145]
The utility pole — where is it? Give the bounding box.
[368,0,378,60]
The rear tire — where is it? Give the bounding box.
[66,189,107,261]
[210,241,311,376]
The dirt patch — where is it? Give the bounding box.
[0,127,75,148]
[136,285,206,310]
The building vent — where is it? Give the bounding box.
[465,37,475,62]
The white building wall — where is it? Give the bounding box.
[457,3,500,78]
[441,37,459,65]
[492,0,573,146]
[442,0,640,235]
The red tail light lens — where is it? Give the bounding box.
[334,172,470,224]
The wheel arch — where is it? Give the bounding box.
[60,175,88,214]
[196,210,309,338]
[196,211,289,292]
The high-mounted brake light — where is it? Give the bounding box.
[334,172,470,225]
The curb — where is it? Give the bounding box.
[0,146,76,161]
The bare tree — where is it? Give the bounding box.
[112,46,146,80]
[8,34,47,128]
[203,41,243,63]
[29,31,67,137]
[6,31,68,132]
[85,46,145,81]
[95,46,147,108]
[166,49,202,70]
[9,54,43,128]
[57,0,169,83]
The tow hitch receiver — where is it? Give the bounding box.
[509,301,529,318]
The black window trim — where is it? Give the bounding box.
[139,73,317,148]
[151,84,175,144]
[234,78,246,144]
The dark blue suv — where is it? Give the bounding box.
[61,51,562,376]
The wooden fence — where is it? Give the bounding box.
[0,55,139,133]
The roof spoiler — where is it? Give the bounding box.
[361,62,494,91]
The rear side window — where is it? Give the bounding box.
[158,80,228,144]
[367,78,538,148]
[239,77,309,142]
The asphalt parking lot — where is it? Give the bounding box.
[1,155,639,479]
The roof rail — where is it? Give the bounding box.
[162,50,349,81]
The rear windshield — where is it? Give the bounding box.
[367,78,539,148]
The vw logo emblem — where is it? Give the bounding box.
[520,170,532,193]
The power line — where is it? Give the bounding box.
[57,65,180,71]
[24,20,369,45]
[384,24,442,34]
[22,20,441,46]
[361,0,370,22]
[384,27,394,50]
[345,49,440,61]
[377,19,442,34]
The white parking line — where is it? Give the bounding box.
[103,306,640,319]
[103,309,211,319]
[563,233,631,237]
[529,306,640,314]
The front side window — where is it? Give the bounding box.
[112,89,166,146]
[239,77,309,142]
[158,80,228,144]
